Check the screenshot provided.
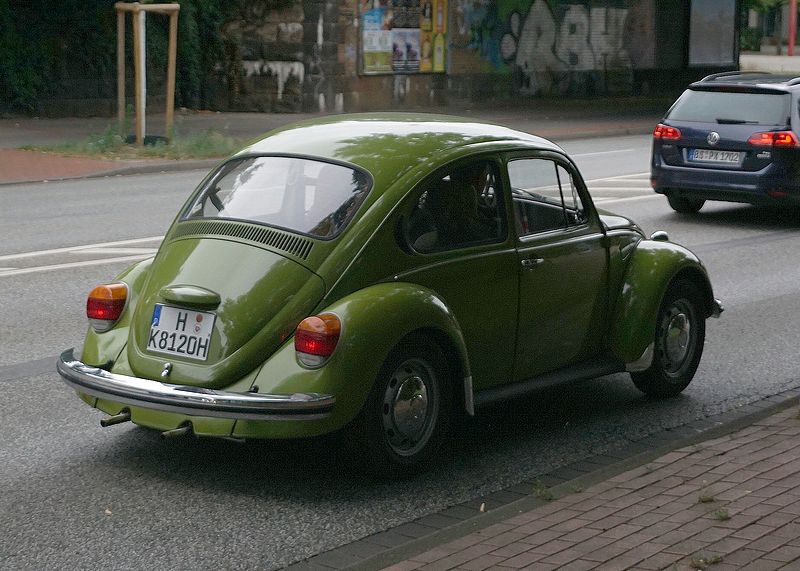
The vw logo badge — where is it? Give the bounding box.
[707,131,720,146]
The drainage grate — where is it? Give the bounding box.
[172,220,314,260]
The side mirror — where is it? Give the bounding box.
[650,230,669,242]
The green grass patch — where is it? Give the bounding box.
[22,127,242,160]
[711,508,730,521]
[689,553,723,569]
[531,480,554,501]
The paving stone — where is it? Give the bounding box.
[763,544,800,562]
[635,550,683,569]
[721,548,768,566]
[458,554,506,571]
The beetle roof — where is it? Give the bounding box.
[237,113,562,180]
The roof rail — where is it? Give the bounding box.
[787,77,800,86]
[699,70,767,82]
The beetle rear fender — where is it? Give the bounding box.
[249,282,472,435]
[609,240,714,364]
[81,257,154,368]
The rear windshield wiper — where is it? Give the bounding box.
[715,118,759,124]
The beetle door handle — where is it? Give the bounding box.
[521,257,544,269]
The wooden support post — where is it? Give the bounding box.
[115,2,179,146]
[166,11,178,141]
[117,10,126,137]
[789,0,797,57]
[132,8,145,145]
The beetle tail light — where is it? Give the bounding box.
[653,124,681,140]
[747,131,799,147]
[87,283,128,332]
[295,313,341,368]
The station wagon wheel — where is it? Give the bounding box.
[631,280,706,398]
[359,337,452,478]
[667,194,705,214]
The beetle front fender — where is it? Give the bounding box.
[609,240,713,364]
[242,282,471,438]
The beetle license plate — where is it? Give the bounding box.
[688,149,742,164]
[148,304,216,361]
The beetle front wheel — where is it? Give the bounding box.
[358,338,452,478]
[631,280,706,398]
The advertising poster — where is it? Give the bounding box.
[362,7,392,73]
[392,28,421,72]
[361,0,444,74]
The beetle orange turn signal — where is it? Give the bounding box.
[295,313,341,368]
[87,283,128,332]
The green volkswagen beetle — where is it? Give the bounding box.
[58,114,722,477]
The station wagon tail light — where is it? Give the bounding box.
[747,131,799,147]
[87,283,128,332]
[295,313,341,368]
[653,124,681,140]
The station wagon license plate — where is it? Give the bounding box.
[148,304,215,361]
[688,149,742,164]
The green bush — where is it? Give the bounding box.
[740,26,763,51]
[0,0,229,113]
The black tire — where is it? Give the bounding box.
[356,337,452,478]
[631,280,706,398]
[667,194,705,214]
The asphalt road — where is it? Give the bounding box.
[2,134,800,570]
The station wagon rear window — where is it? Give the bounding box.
[667,89,790,126]
[184,156,370,239]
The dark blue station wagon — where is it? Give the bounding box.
[651,72,800,213]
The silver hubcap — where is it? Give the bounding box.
[658,299,696,378]
[381,358,438,456]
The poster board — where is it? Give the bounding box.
[361,0,447,74]
[688,0,736,66]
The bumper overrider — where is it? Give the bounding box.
[57,348,335,421]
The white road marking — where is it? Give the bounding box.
[589,190,653,197]
[586,171,650,182]
[0,236,164,262]
[71,247,159,256]
[0,254,152,278]
[595,195,661,205]
[571,149,636,158]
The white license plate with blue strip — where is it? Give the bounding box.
[148,304,216,361]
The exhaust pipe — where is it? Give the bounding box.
[161,424,192,439]
[100,411,131,427]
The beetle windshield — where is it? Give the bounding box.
[184,156,370,239]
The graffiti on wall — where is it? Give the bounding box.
[454,0,650,95]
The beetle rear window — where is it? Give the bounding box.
[667,89,790,126]
[184,156,370,239]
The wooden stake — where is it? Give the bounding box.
[166,12,178,141]
[132,8,144,145]
[117,10,126,137]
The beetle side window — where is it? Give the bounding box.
[406,161,505,253]
[509,159,586,236]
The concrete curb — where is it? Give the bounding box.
[0,158,222,187]
[286,389,800,570]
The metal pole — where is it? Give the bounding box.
[789,0,797,56]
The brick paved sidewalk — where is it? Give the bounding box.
[383,407,800,571]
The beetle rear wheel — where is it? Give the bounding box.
[358,337,452,478]
[631,280,706,398]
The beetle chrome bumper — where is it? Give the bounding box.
[57,349,335,421]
